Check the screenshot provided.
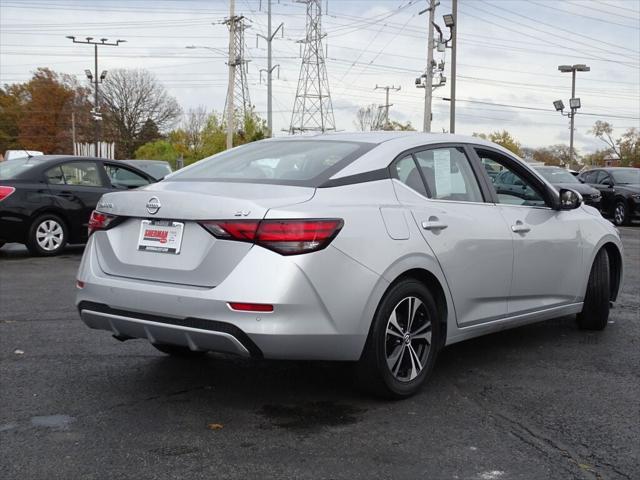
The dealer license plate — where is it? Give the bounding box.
[137,220,184,254]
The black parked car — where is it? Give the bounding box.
[579,167,640,226]
[534,166,602,208]
[0,156,155,255]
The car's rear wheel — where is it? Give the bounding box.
[26,214,68,256]
[358,279,441,399]
[152,343,207,357]
[577,249,610,331]
[612,200,630,226]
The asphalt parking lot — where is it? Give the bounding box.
[1,227,638,480]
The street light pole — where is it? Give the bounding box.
[423,0,436,133]
[557,63,590,166]
[449,0,457,133]
[66,36,125,157]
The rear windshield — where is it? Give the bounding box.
[0,158,37,179]
[610,168,640,184]
[139,163,172,179]
[167,140,372,186]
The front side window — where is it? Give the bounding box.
[60,162,103,187]
[168,140,369,185]
[596,171,611,184]
[413,147,484,203]
[104,164,150,189]
[477,150,547,207]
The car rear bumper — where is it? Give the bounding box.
[0,214,28,243]
[76,235,380,361]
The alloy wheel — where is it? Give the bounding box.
[614,203,625,225]
[36,219,64,252]
[385,296,432,382]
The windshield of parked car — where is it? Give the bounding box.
[0,158,38,179]
[167,140,370,185]
[536,167,579,184]
[610,168,640,184]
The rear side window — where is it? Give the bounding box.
[392,155,428,196]
[60,162,103,187]
[168,140,370,186]
[45,166,65,185]
[413,147,484,203]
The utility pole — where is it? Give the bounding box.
[258,0,284,137]
[423,0,436,133]
[449,0,457,133]
[374,84,401,129]
[554,64,590,166]
[225,0,236,149]
[66,36,125,156]
[71,112,76,155]
[289,0,335,134]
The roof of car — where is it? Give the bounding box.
[270,131,498,146]
[122,159,170,164]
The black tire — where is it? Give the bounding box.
[612,200,630,226]
[357,278,441,399]
[26,214,68,256]
[152,343,207,357]
[577,249,610,331]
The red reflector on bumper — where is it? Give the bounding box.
[76,280,85,289]
[228,302,274,312]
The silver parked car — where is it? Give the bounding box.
[76,133,624,397]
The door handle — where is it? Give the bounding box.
[422,217,448,231]
[511,221,531,234]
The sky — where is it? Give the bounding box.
[1,0,639,154]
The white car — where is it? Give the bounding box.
[76,132,624,398]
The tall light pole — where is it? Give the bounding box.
[67,36,125,156]
[446,1,457,133]
[423,0,437,132]
[554,63,590,166]
[257,0,284,138]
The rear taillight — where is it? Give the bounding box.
[88,210,119,236]
[0,186,16,202]
[199,219,343,255]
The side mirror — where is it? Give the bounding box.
[606,180,614,188]
[558,188,582,210]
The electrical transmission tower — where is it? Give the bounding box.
[289,0,335,134]
[224,13,252,121]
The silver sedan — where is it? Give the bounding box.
[76,132,623,398]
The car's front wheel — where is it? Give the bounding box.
[26,214,68,256]
[358,279,441,398]
[577,249,610,330]
[152,343,207,357]
[612,200,630,226]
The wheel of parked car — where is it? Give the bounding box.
[26,214,68,256]
[152,343,207,357]
[612,200,630,226]
[576,249,610,331]
[358,279,441,398]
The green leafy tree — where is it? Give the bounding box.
[473,130,522,156]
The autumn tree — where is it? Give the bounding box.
[100,69,182,158]
[530,144,577,168]
[589,121,639,166]
[0,68,93,155]
[473,130,522,156]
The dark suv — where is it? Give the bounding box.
[579,167,640,226]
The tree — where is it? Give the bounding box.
[530,144,577,168]
[0,68,93,155]
[100,69,182,158]
[589,122,639,166]
[354,104,414,131]
[473,130,522,156]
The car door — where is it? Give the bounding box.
[46,160,111,240]
[473,147,584,315]
[594,171,615,213]
[391,145,514,327]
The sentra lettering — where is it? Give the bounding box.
[143,229,168,244]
